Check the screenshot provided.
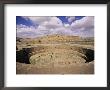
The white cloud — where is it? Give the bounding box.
[71,16,94,37]
[37,25,46,30]
[22,16,51,24]
[17,24,36,33]
[64,23,70,27]
[17,16,94,38]
[23,16,63,29]
[41,17,63,29]
[17,24,42,38]
[71,16,94,30]
[67,16,75,22]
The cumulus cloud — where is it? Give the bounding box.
[22,16,51,24]
[41,17,63,29]
[66,16,75,22]
[64,23,70,27]
[71,16,94,37]
[71,16,94,30]
[17,24,36,33]
[17,24,41,38]
[17,16,94,38]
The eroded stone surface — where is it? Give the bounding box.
[16,35,94,74]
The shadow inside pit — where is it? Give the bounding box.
[84,49,94,63]
[16,47,94,64]
[16,48,31,64]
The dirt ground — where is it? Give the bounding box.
[16,35,94,74]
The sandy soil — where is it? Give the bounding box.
[16,35,94,74]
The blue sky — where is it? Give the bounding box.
[16,16,85,26]
[16,16,94,38]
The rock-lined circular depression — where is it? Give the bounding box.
[16,44,94,68]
